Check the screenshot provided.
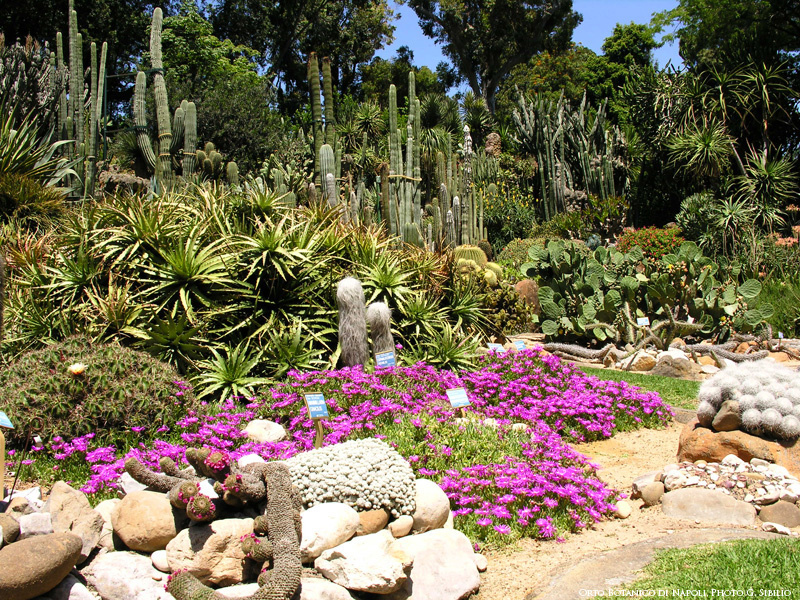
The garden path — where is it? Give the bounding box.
[473,420,785,600]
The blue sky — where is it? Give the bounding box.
[377,0,683,71]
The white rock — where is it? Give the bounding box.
[768,464,791,478]
[84,551,173,600]
[750,458,771,467]
[613,500,632,519]
[388,515,414,538]
[701,365,720,375]
[473,553,488,572]
[411,479,450,533]
[151,549,170,573]
[315,530,411,594]
[117,472,148,496]
[779,490,798,504]
[663,470,687,491]
[35,573,95,600]
[301,502,360,562]
[243,419,287,443]
[18,511,53,539]
[762,522,792,535]
[722,454,746,466]
[298,577,355,600]
[389,529,481,600]
[94,498,120,550]
[237,453,266,468]
[198,478,219,499]
[216,583,261,598]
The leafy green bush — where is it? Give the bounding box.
[616,226,685,260]
[497,238,549,269]
[482,181,539,253]
[480,281,533,337]
[0,336,198,446]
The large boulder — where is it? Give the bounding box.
[83,550,172,600]
[48,481,104,563]
[678,419,800,479]
[112,490,187,552]
[514,279,540,315]
[411,479,450,533]
[389,529,481,600]
[33,573,94,600]
[661,488,756,526]
[651,355,704,380]
[165,517,255,586]
[315,530,411,594]
[301,502,360,562]
[0,532,82,600]
[758,500,800,528]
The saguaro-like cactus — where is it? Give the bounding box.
[337,277,369,368]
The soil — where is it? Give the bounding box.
[473,419,777,600]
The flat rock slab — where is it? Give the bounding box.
[660,488,756,525]
[529,528,780,600]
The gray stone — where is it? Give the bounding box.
[84,550,172,600]
[411,479,450,533]
[641,482,666,507]
[651,355,704,380]
[0,532,82,600]
[236,454,266,469]
[19,511,54,539]
[389,529,480,600]
[216,583,261,598]
[712,401,741,432]
[0,512,20,544]
[93,499,120,551]
[48,481,104,563]
[757,500,800,528]
[301,503,360,562]
[762,522,792,535]
[315,530,411,594]
[33,574,94,600]
[661,488,756,525]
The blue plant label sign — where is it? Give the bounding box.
[0,411,14,429]
[487,343,505,353]
[446,387,471,408]
[636,316,650,326]
[513,340,526,351]
[304,393,329,419]
[376,351,396,368]
[779,331,784,339]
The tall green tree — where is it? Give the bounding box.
[358,46,446,106]
[407,0,581,113]
[652,0,800,67]
[210,0,396,106]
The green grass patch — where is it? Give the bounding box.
[624,537,800,593]
[578,366,700,410]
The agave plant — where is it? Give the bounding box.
[193,340,269,402]
[0,109,77,187]
[261,318,327,379]
[402,321,480,372]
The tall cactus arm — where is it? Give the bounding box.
[182,101,197,174]
[134,71,157,172]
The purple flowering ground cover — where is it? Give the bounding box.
[14,349,672,545]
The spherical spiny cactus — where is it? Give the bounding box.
[696,360,800,440]
[186,494,217,522]
[336,277,369,368]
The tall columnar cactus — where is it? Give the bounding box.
[307,53,339,188]
[336,277,369,368]
[134,8,200,188]
[55,0,107,197]
[0,252,5,342]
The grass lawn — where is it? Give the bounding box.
[624,537,800,593]
[578,366,700,410]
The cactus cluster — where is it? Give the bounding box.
[697,360,800,441]
[522,240,769,347]
[453,245,503,287]
[164,460,302,600]
[0,335,197,446]
[286,438,416,517]
[52,0,107,197]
